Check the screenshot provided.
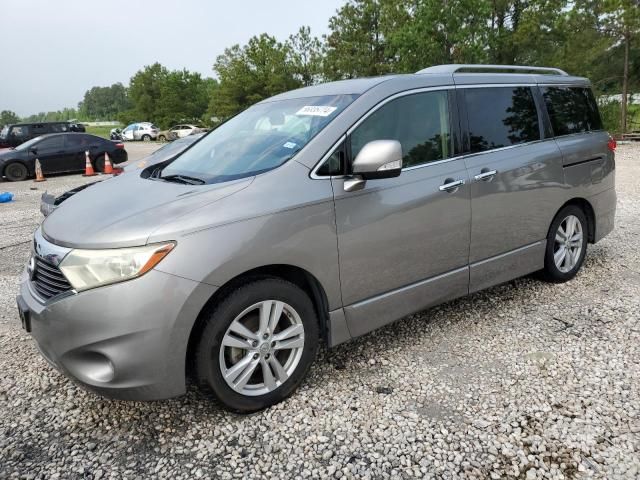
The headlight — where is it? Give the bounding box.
[59,242,175,292]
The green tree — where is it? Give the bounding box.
[123,63,169,124]
[601,0,640,132]
[0,110,20,126]
[288,26,324,86]
[156,70,215,126]
[323,0,396,79]
[387,0,492,72]
[78,83,130,120]
[208,34,302,119]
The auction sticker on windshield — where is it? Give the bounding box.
[296,106,337,117]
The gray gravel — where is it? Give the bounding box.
[1,144,639,479]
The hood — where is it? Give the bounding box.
[42,172,253,249]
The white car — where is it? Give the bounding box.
[158,124,206,142]
[121,122,159,141]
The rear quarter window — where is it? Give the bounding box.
[542,86,602,136]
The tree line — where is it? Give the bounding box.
[4,0,639,132]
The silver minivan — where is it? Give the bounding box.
[17,65,616,412]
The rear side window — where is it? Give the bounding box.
[464,87,540,153]
[350,90,452,169]
[31,124,47,135]
[50,123,70,133]
[10,125,29,137]
[542,87,602,136]
[38,136,64,150]
[66,134,91,147]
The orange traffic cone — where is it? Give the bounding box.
[82,151,97,177]
[34,158,46,182]
[103,152,114,174]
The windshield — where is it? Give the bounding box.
[0,126,8,140]
[151,134,202,160]
[15,136,44,150]
[160,94,357,184]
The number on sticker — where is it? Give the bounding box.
[296,106,338,117]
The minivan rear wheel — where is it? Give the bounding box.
[194,278,319,412]
[4,162,29,182]
[142,134,151,142]
[541,205,588,282]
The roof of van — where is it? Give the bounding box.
[260,64,590,102]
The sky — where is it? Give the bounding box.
[0,0,345,117]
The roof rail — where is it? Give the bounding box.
[416,64,569,76]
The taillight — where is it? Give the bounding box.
[115,143,124,149]
[607,136,617,152]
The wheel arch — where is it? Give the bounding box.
[185,264,330,377]
[2,159,32,179]
[552,198,596,243]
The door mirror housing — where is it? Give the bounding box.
[29,147,38,155]
[352,140,403,180]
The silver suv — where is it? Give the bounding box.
[121,122,159,141]
[17,65,616,412]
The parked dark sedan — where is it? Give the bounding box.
[40,133,204,216]
[0,133,127,181]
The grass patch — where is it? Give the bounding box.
[85,125,122,139]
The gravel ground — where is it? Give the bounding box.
[0,144,639,479]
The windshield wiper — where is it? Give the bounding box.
[160,174,206,185]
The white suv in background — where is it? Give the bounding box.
[122,122,159,141]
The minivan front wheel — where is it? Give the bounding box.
[541,205,588,282]
[195,278,319,412]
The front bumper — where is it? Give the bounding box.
[17,267,216,401]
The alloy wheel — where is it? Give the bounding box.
[553,214,583,273]
[219,300,305,396]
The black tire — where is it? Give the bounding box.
[4,162,29,182]
[158,135,166,142]
[94,155,105,173]
[194,278,319,412]
[540,205,588,283]
[142,134,151,142]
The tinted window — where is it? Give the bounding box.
[32,124,49,135]
[10,125,30,138]
[37,136,64,150]
[316,142,345,176]
[50,123,70,133]
[350,90,451,168]
[542,87,602,136]
[465,87,540,153]
[66,134,91,147]
[584,89,603,130]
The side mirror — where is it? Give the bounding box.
[29,147,38,155]
[345,140,402,192]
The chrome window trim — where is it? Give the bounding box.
[309,82,595,180]
[310,86,453,179]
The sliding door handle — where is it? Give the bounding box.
[439,179,465,192]
[474,169,497,181]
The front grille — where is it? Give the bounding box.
[32,257,73,300]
